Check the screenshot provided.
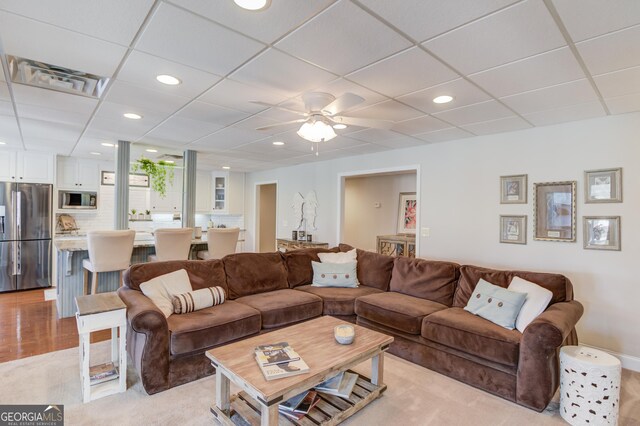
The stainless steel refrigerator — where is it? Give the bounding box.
[0,182,52,292]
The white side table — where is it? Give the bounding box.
[75,292,127,403]
[560,346,621,425]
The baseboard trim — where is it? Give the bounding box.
[44,288,56,301]
[580,343,640,372]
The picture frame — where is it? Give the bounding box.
[500,215,527,245]
[500,174,527,204]
[397,192,417,234]
[533,181,577,242]
[101,171,150,188]
[583,216,621,251]
[584,168,622,203]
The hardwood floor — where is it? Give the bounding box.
[0,288,110,363]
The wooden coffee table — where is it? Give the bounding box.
[206,315,393,426]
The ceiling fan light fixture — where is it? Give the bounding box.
[333,123,347,130]
[297,120,337,143]
[233,0,271,11]
[433,95,453,104]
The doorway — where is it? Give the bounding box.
[256,183,277,253]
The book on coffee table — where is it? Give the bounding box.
[279,391,320,421]
[315,371,358,398]
[255,354,310,381]
[255,342,300,366]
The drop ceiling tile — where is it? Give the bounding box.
[10,84,99,114]
[0,115,22,146]
[136,3,265,75]
[397,78,491,114]
[347,47,458,97]
[522,101,605,126]
[371,138,425,149]
[93,102,168,136]
[423,1,566,74]
[177,101,249,126]
[432,100,515,126]
[594,66,640,98]
[20,118,83,142]
[170,0,334,44]
[105,81,190,115]
[89,116,154,141]
[469,47,585,98]
[16,103,92,126]
[348,100,422,122]
[413,127,474,143]
[190,127,267,150]
[392,115,450,135]
[461,116,532,135]
[275,1,411,75]
[345,128,410,143]
[23,138,74,153]
[339,143,389,156]
[551,0,640,42]
[0,83,8,102]
[231,49,336,98]
[0,100,14,117]
[285,135,366,153]
[118,51,222,98]
[0,11,127,77]
[500,79,599,115]
[358,0,519,42]
[145,117,224,144]
[0,0,154,46]
[198,78,288,114]
[577,25,640,75]
[233,115,295,135]
[604,93,640,115]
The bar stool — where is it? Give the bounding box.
[148,228,193,262]
[83,230,135,295]
[197,228,240,260]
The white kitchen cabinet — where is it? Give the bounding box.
[0,151,54,183]
[56,156,100,190]
[228,171,245,215]
[211,172,227,213]
[195,171,211,212]
[150,169,183,213]
[210,171,245,215]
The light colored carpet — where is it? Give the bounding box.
[1,342,638,426]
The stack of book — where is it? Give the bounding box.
[278,390,321,421]
[254,342,310,381]
[314,371,358,398]
[89,362,119,386]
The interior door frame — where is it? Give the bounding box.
[337,165,421,256]
[253,180,279,253]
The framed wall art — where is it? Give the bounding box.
[584,168,622,203]
[500,174,527,204]
[500,215,527,245]
[583,216,621,251]
[397,192,417,234]
[533,181,576,242]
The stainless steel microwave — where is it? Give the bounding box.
[59,190,97,209]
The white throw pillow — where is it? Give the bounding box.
[318,249,357,264]
[508,276,553,333]
[139,269,193,318]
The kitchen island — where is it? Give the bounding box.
[54,236,210,318]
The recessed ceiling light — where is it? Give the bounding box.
[234,0,271,11]
[272,141,285,146]
[222,166,231,170]
[433,95,453,104]
[146,148,158,153]
[333,124,347,130]
[165,160,175,164]
[123,112,142,120]
[101,142,114,147]
[156,74,181,85]
[90,152,101,155]
[0,141,6,145]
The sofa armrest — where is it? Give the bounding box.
[516,300,584,411]
[117,287,171,394]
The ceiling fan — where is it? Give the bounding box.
[251,92,393,144]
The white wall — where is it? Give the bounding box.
[344,173,416,251]
[245,112,640,362]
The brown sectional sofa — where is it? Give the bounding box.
[117,246,583,412]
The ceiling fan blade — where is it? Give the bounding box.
[256,119,307,131]
[250,101,308,117]
[321,93,365,116]
[332,116,394,130]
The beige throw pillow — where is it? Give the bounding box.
[318,249,357,264]
[172,286,226,314]
[139,269,193,317]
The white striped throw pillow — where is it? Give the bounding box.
[172,286,226,314]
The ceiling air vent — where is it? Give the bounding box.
[6,55,109,99]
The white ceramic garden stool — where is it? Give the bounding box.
[560,346,621,425]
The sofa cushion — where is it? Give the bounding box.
[452,265,573,308]
[422,307,522,367]
[339,245,394,291]
[296,285,383,316]
[224,252,289,299]
[389,257,460,306]
[235,289,322,329]
[166,300,261,356]
[125,259,227,292]
[355,292,447,335]
[281,247,340,288]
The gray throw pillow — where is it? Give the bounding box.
[311,261,358,288]
[464,278,527,330]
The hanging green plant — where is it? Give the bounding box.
[131,157,175,198]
